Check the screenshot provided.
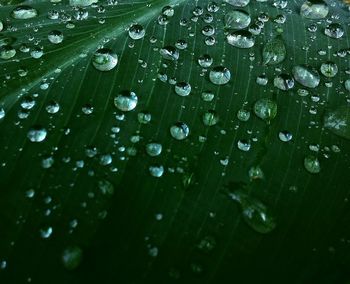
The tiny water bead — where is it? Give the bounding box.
[27,126,47,142]
[92,48,118,71]
[0,46,16,60]
[254,98,278,122]
[128,24,145,40]
[226,30,255,48]
[300,0,328,19]
[170,122,189,140]
[0,108,5,120]
[292,65,320,88]
[304,155,321,174]
[175,82,191,96]
[11,5,38,19]
[229,190,276,234]
[114,91,138,112]
[209,66,231,85]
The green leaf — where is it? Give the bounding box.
[1,0,350,283]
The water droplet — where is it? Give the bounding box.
[224,10,251,30]
[202,110,219,126]
[274,73,295,90]
[160,46,179,61]
[227,30,255,48]
[324,23,344,39]
[48,30,64,44]
[62,246,82,270]
[114,91,138,112]
[149,165,164,177]
[304,155,321,174]
[300,0,328,19]
[254,98,278,122]
[209,66,231,85]
[146,143,162,157]
[262,37,286,65]
[320,61,338,78]
[69,0,97,7]
[27,126,47,142]
[40,226,53,239]
[128,24,145,40]
[224,0,250,7]
[170,122,189,140]
[229,190,276,234]
[323,105,350,140]
[237,109,250,122]
[237,139,251,151]
[292,65,320,88]
[278,130,293,142]
[92,48,118,71]
[175,82,191,96]
[11,5,38,20]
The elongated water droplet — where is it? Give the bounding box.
[229,190,276,234]
[224,10,251,30]
[324,105,350,140]
[226,30,255,48]
[292,65,320,88]
[11,5,38,19]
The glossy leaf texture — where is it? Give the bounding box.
[1,0,350,283]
